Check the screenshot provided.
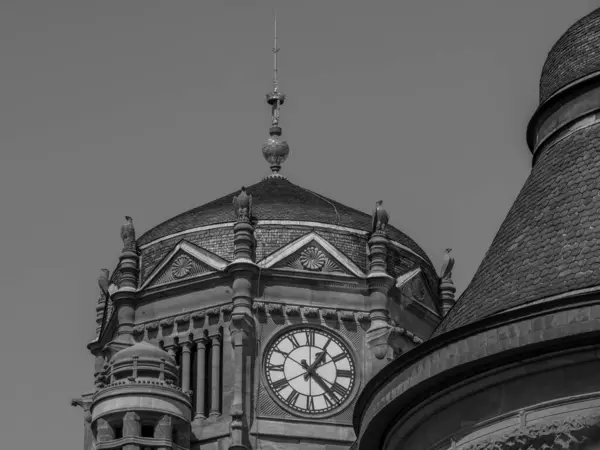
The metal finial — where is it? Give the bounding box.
[273,11,279,93]
[263,10,289,176]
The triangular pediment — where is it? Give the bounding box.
[395,267,439,315]
[141,241,227,290]
[258,232,365,278]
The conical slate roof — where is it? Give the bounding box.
[435,123,600,336]
[540,8,600,104]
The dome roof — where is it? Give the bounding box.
[434,122,600,336]
[137,176,432,265]
[540,8,600,104]
[111,340,175,365]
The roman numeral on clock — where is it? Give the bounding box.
[306,330,315,347]
[331,382,348,398]
[267,363,285,372]
[286,390,300,405]
[307,396,315,411]
[271,378,289,392]
[273,348,289,357]
[331,353,346,363]
[336,369,353,378]
[288,334,300,349]
[323,392,335,407]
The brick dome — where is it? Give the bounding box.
[137,176,432,265]
[540,8,600,104]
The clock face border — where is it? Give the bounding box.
[261,324,361,419]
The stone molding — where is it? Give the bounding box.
[355,300,600,449]
[457,414,600,450]
[138,220,429,264]
[130,304,231,341]
[251,301,381,325]
[258,231,366,278]
[140,241,228,290]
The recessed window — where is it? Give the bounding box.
[141,425,154,438]
[113,425,123,439]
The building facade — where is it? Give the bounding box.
[353,8,600,450]
[71,25,446,450]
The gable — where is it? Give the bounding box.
[395,267,439,314]
[258,232,365,278]
[140,240,228,290]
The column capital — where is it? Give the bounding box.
[193,333,209,346]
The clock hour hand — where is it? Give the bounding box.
[308,351,326,372]
[301,359,312,381]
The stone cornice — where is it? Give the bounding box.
[252,301,372,325]
[354,292,600,449]
[131,303,231,341]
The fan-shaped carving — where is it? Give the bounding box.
[279,244,347,275]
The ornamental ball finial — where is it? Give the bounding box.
[262,127,289,174]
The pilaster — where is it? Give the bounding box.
[366,231,396,361]
[227,188,259,450]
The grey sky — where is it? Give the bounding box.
[0,1,596,448]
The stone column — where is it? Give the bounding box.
[122,411,141,450]
[111,250,139,350]
[366,231,396,361]
[209,330,222,417]
[180,341,192,392]
[228,188,258,449]
[194,335,208,419]
[95,418,114,442]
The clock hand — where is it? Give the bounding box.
[310,371,337,401]
[308,351,326,372]
[301,359,313,381]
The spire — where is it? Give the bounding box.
[262,11,290,177]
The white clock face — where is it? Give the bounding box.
[264,327,356,415]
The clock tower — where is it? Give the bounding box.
[71,17,446,450]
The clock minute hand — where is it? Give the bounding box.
[311,370,335,401]
[301,359,312,381]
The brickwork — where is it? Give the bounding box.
[136,177,432,266]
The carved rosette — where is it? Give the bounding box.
[171,256,193,279]
[282,245,346,274]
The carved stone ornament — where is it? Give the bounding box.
[207,307,220,317]
[252,302,266,312]
[146,321,159,331]
[267,303,283,314]
[159,318,174,328]
[356,312,371,323]
[283,245,346,274]
[285,305,300,316]
[340,310,355,322]
[460,415,600,450]
[171,256,193,279]
[302,307,319,317]
[321,309,337,320]
[220,304,233,315]
[191,310,205,320]
[120,216,137,253]
[440,248,455,281]
[175,314,190,324]
[371,200,389,236]
[232,187,253,222]
[132,325,145,335]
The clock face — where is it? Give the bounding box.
[264,327,356,415]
